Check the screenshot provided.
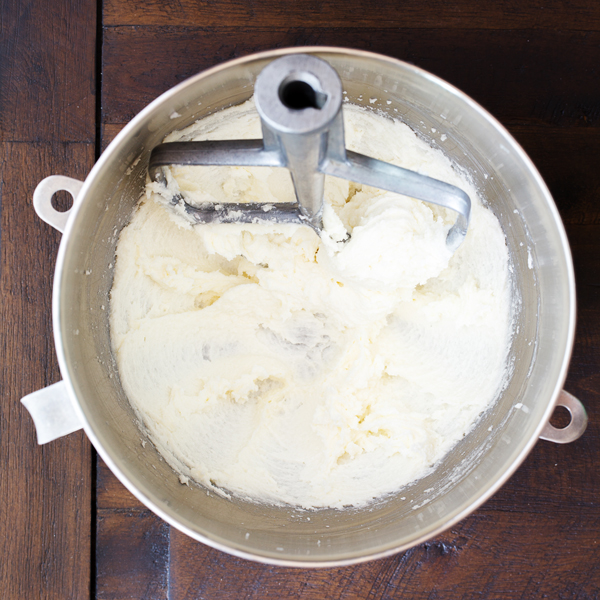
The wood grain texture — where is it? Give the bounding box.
[97,510,169,600]
[0,0,96,597]
[0,0,96,142]
[100,26,600,130]
[0,143,94,599]
[507,127,600,225]
[97,454,145,510]
[103,0,600,30]
[101,124,125,152]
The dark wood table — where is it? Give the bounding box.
[2,0,599,598]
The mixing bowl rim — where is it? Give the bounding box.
[50,46,576,566]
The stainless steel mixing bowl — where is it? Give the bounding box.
[23,47,587,566]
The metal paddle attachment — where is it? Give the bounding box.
[149,54,471,250]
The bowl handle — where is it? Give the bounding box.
[539,390,588,444]
[21,381,83,444]
[33,175,83,232]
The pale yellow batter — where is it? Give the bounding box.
[110,101,512,508]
